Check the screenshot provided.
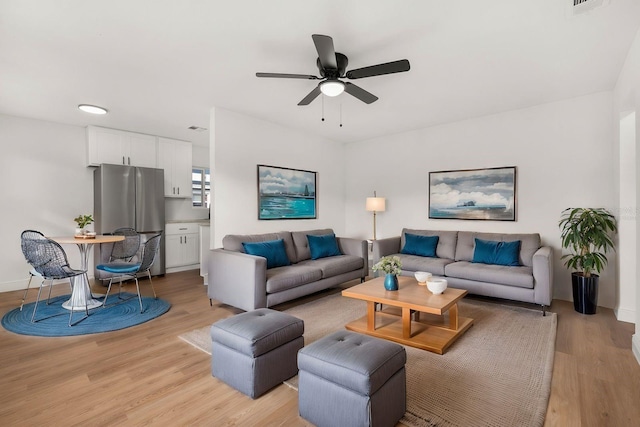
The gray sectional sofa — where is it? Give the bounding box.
[373,228,553,313]
[208,229,368,311]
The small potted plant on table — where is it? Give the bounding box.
[559,207,617,314]
[372,255,402,291]
[74,214,94,237]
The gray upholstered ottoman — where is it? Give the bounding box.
[298,331,407,427]
[210,308,304,399]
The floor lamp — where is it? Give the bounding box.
[366,191,386,241]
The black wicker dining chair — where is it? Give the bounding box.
[21,232,90,326]
[19,230,48,311]
[97,233,161,313]
[109,227,141,262]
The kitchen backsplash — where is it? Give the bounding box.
[165,197,210,222]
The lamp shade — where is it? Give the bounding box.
[366,197,386,212]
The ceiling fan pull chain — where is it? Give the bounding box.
[321,95,325,122]
[340,103,343,128]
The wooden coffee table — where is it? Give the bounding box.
[342,276,473,354]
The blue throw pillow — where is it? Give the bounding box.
[401,233,439,257]
[472,238,521,266]
[307,233,342,260]
[242,239,291,269]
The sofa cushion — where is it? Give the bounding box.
[472,238,521,267]
[297,255,364,279]
[291,229,335,263]
[445,261,534,289]
[223,232,296,264]
[401,229,457,260]
[307,233,342,260]
[242,239,291,269]
[456,232,540,267]
[393,253,455,276]
[401,233,439,257]
[266,265,323,293]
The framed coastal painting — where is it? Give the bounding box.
[429,166,516,221]
[257,165,317,220]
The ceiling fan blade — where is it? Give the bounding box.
[312,34,337,70]
[298,86,322,106]
[344,82,378,104]
[256,72,319,80]
[346,59,410,79]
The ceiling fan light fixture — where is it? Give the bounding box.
[320,80,345,97]
[78,104,108,115]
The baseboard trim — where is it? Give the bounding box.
[633,334,640,366]
[0,278,30,293]
[0,276,92,293]
[614,307,636,324]
[166,265,199,274]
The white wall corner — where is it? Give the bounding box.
[633,334,640,365]
[614,307,636,324]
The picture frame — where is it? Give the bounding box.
[429,166,516,221]
[257,164,317,220]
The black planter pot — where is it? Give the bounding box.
[572,273,599,314]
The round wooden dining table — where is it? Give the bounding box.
[49,235,125,311]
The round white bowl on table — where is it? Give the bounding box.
[414,271,432,286]
[427,278,448,295]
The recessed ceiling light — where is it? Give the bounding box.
[78,104,108,115]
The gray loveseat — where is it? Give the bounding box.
[373,228,553,313]
[208,229,368,311]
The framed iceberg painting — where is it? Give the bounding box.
[429,166,516,221]
[258,164,317,220]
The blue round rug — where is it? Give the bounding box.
[1,293,171,337]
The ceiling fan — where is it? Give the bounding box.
[256,34,410,106]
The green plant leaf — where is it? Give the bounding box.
[559,207,617,276]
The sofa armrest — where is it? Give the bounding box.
[337,237,368,277]
[207,248,267,311]
[532,246,553,306]
[372,237,401,263]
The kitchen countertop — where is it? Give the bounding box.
[166,219,210,226]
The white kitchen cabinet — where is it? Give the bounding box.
[157,137,192,198]
[87,126,157,168]
[165,223,200,271]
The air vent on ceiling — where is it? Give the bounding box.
[188,125,208,132]
[568,0,609,16]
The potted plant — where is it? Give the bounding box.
[558,207,617,314]
[372,255,402,291]
[74,214,94,235]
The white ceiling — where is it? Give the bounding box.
[1,0,639,147]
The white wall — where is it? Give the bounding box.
[0,114,92,292]
[616,112,636,323]
[613,27,640,360]
[210,107,346,248]
[344,92,616,307]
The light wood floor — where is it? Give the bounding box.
[1,270,638,426]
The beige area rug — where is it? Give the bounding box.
[179,294,557,427]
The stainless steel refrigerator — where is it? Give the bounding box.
[93,164,165,279]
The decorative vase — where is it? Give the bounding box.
[384,273,399,291]
[75,227,84,236]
